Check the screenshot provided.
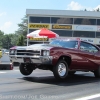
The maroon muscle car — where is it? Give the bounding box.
[9,38,100,79]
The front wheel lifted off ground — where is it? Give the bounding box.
[53,60,68,80]
[19,63,34,75]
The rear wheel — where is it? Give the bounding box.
[53,60,68,80]
[94,66,100,78]
[19,63,34,75]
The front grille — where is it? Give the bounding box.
[17,50,41,56]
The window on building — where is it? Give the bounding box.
[96,32,100,38]
[97,19,100,25]
[51,17,73,24]
[29,29,36,33]
[51,30,72,37]
[74,18,96,25]
[73,31,95,38]
[29,17,50,23]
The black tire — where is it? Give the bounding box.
[68,71,76,76]
[94,66,100,78]
[19,63,34,75]
[53,60,68,80]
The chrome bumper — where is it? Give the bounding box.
[9,55,53,64]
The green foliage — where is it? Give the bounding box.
[0,33,19,49]
[17,35,25,46]
[2,34,12,49]
[0,30,4,48]
[15,15,28,36]
[0,15,28,48]
[10,33,19,46]
[15,15,28,46]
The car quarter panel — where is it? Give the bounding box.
[78,41,100,70]
[94,51,100,65]
[77,50,98,70]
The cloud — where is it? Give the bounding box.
[0,21,12,33]
[0,12,6,17]
[94,5,100,11]
[67,1,83,10]
[67,1,93,11]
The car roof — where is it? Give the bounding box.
[52,37,99,47]
[52,37,80,41]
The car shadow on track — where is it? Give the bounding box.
[20,72,100,86]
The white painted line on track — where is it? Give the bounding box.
[0,69,19,74]
[74,93,100,100]
[14,70,19,71]
[0,72,6,74]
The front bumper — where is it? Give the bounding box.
[9,55,53,64]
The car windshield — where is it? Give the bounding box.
[49,40,78,49]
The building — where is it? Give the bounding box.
[26,9,100,46]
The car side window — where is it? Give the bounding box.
[80,42,98,53]
[62,41,78,49]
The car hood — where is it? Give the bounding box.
[10,46,27,50]
[10,44,58,51]
[26,44,56,50]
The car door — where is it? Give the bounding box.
[78,41,97,70]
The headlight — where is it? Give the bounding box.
[43,50,50,56]
[15,50,17,54]
[10,50,14,54]
[10,49,16,55]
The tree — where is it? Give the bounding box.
[16,15,28,36]
[96,8,100,11]
[9,33,19,46]
[0,30,4,48]
[17,35,24,46]
[0,15,28,48]
[2,34,12,49]
[15,15,28,46]
[1,33,19,49]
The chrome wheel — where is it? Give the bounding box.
[53,60,68,79]
[58,63,66,77]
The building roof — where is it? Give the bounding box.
[26,9,100,18]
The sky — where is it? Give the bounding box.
[0,0,100,34]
